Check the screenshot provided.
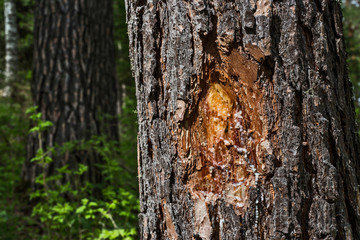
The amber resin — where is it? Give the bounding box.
[176,48,266,213]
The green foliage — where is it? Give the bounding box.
[0,99,28,239]
[343,1,360,127]
[114,0,132,87]
[0,1,141,239]
[0,100,27,194]
[0,100,139,240]
[0,0,33,226]
[0,0,34,99]
[0,1,358,239]
[26,108,139,240]
[119,96,138,174]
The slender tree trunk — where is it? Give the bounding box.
[345,0,351,8]
[127,0,360,239]
[3,0,18,97]
[23,0,119,191]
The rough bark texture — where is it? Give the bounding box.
[127,0,360,239]
[3,0,18,97]
[23,0,118,190]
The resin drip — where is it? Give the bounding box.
[183,80,261,211]
[178,49,266,214]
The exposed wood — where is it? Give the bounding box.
[127,0,360,239]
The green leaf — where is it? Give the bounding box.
[30,156,41,162]
[29,126,40,133]
[74,164,88,175]
[39,121,53,129]
[88,201,98,207]
[76,206,86,214]
[81,198,89,205]
[25,106,38,115]
[36,148,44,156]
[57,164,70,174]
[44,156,53,164]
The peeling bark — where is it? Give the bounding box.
[127,0,360,239]
[23,0,119,191]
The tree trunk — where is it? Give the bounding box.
[3,0,18,97]
[126,0,360,239]
[23,0,119,191]
[345,0,351,8]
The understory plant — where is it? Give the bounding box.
[0,100,29,239]
[27,107,139,240]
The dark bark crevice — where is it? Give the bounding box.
[24,0,119,195]
[127,0,360,238]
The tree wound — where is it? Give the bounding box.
[178,53,267,214]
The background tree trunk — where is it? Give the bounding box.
[23,0,119,191]
[3,0,18,97]
[127,0,360,239]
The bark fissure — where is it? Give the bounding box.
[127,0,360,239]
[24,0,119,193]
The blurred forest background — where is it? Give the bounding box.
[0,1,359,239]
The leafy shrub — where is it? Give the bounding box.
[25,107,139,240]
[0,99,28,239]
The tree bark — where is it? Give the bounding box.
[3,0,18,97]
[23,0,119,191]
[127,0,360,239]
[345,0,351,8]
